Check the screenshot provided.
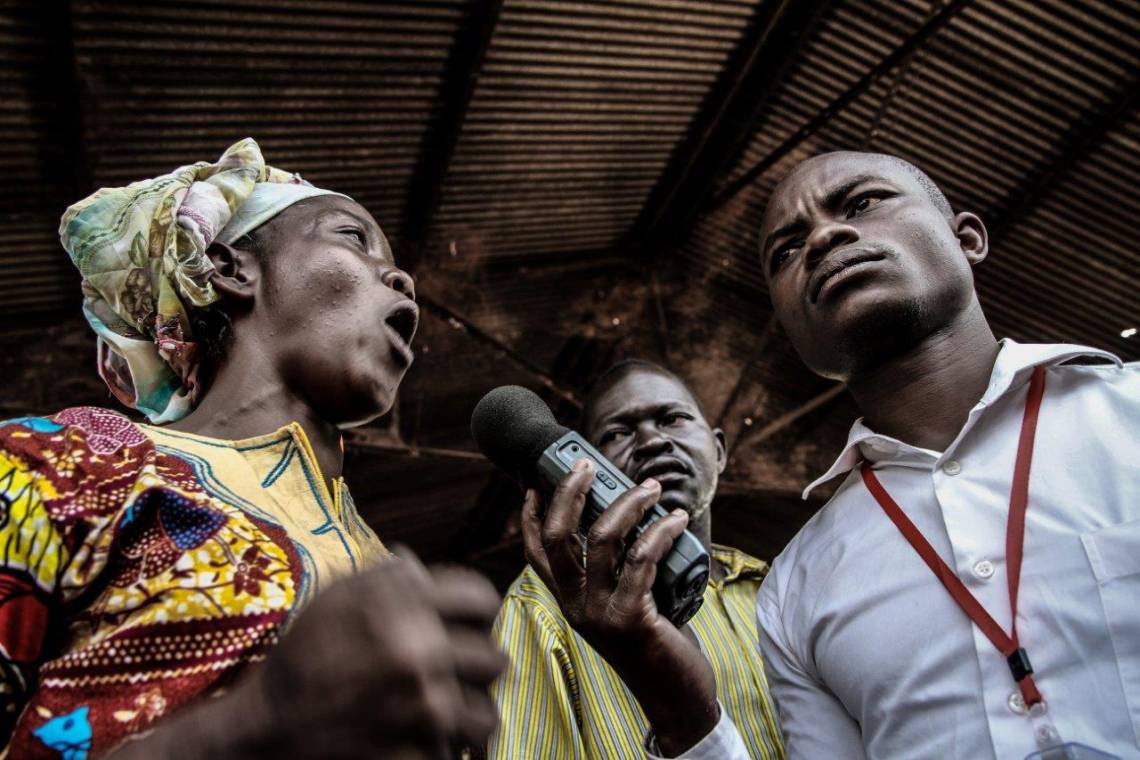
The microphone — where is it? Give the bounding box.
[471,385,709,626]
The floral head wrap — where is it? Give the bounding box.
[59,138,347,423]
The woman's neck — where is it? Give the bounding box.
[848,310,1000,453]
[167,341,343,489]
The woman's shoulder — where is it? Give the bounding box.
[2,405,152,460]
[3,405,147,442]
[0,406,154,521]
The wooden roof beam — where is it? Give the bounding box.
[403,0,504,269]
[707,0,975,214]
[987,81,1139,249]
[623,0,832,262]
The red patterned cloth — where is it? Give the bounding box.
[0,408,383,758]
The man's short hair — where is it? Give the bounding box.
[581,359,706,428]
[883,155,953,219]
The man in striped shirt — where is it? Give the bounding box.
[488,360,785,759]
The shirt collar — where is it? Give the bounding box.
[710,544,770,583]
[802,339,1122,499]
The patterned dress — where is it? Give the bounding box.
[0,407,387,758]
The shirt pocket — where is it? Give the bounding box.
[1082,518,1140,747]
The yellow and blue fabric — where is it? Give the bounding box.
[489,546,785,759]
[59,138,345,424]
[0,407,386,758]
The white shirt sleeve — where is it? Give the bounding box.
[643,702,749,760]
[757,580,868,759]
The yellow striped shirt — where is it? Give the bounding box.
[489,545,785,759]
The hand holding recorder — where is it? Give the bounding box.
[472,386,720,755]
[525,463,720,756]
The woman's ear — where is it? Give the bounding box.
[206,241,260,302]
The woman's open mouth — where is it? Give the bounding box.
[383,302,419,366]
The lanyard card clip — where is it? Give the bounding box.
[1008,648,1033,681]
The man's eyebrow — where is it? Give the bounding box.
[762,173,885,256]
[594,400,693,428]
[821,174,882,209]
[763,217,807,257]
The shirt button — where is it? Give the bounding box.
[1035,724,1061,746]
[973,559,995,579]
[1008,691,1028,715]
[942,459,962,476]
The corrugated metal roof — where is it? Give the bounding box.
[71,0,470,228]
[0,1,83,318]
[423,0,760,262]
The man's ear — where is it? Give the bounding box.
[205,241,260,303]
[954,212,989,267]
[713,427,727,475]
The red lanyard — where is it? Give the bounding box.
[860,365,1047,707]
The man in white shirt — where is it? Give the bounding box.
[522,149,1139,759]
[659,151,1139,759]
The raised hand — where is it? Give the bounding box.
[522,458,718,756]
[111,549,506,760]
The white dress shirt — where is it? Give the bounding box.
[645,703,751,759]
[667,341,1140,759]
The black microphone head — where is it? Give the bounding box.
[471,385,569,484]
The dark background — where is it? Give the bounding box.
[1,0,1136,589]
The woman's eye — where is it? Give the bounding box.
[341,228,366,244]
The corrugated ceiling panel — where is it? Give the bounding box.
[985,108,1140,354]
[678,0,932,295]
[69,0,472,244]
[425,0,761,262]
[0,2,82,319]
